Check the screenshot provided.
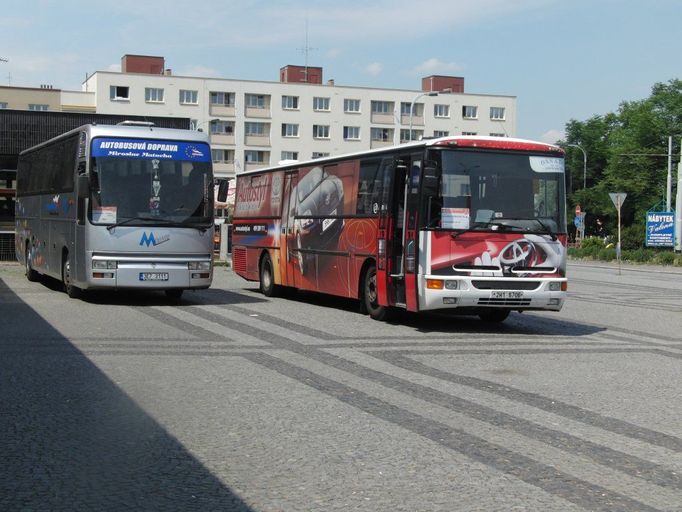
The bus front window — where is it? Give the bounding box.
[422,150,566,234]
[89,157,213,226]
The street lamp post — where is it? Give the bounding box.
[409,91,439,142]
[567,143,587,190]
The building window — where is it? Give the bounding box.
[400,129,423,142]
[371,101,393,114]
[245,122,267,136]
[28,104,49,111]
[462,105,478,119]
[313,125,330,139]
[109,85,129,101]
[462,131,477,136]
[313,97,330,111]
[400,102,413,115]
[210,91,235,106]
[245,150,267,163]
[145,88,164,103]
[312,152,330,159]
[370,127,392,141]
[210,120,235,135]
[434,130,449,137]
[282,95,299,110]
[343,126,360,140]
[0,102,8,109]
[344,98,360,113]
[212,149,233,163]
[434,104,450,118]
[281,123,299,137]
[490,133,506,137]
[179,90,198,105]
[281,151,299,161]
[490,107,506,120]
[245,94,266,108]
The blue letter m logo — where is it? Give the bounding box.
[140,232,156,247]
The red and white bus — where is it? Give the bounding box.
[232,136,568,322]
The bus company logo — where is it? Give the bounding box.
[139,231,171,247]
[185,145,205,159]
[46,195,60,213]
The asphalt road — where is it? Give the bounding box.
[1,260,681,511]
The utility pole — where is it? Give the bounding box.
[667,136,673,211]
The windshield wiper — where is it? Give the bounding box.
[107,216,209,232]
[450,221,518,239]
[532,218,558,241]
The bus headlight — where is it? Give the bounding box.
[549,282,561,291]
[444,280,459,290]
[188,261,211,270]
[93,260,117,269]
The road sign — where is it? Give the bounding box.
[609,193,627,209]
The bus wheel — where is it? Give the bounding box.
[362,264,390,321]
[165,289,184,300]
[25,244,39,282]
[259,253,280,297]
[62,254,81,299]
[478,309,510,323]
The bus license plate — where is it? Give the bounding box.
[139,272,169,281]
[491,291,524,299]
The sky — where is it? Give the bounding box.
[1,0,680,143]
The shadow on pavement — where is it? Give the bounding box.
[0,276,254,511]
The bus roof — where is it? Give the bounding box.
[240,135,564,176]
[19,123,209,156]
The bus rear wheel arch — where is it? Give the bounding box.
[62,250,82,299]
[259,251,280,297]
[360,261,391,321]
[25,242,40,282]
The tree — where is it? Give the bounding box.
[561,79,682,244]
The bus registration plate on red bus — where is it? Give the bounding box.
[491,291,524,299]
[139,272,169,281]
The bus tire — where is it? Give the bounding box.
[259,253,280,297]
[62,253,82,299]
[478,309,510,323]
[362,263,391,321]
[25,244,40,282]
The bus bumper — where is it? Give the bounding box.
[418,276,567,312]
[84,254,213,290]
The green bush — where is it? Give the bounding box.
[620,224,646,250]
[581,237,606,250]
[596,248,617,261]
[622,248,653,263]
[655,252,677,265]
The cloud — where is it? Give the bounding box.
[364,62,383,76]
[414,58,463,75]
[325,48,342,59]
[539,129,565,144]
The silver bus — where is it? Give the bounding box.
[15,122,224,299]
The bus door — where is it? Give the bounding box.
[385,156,408,307]
[403,153,422,312]
[282,172,301,289]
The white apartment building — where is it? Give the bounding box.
[82,55,516,180]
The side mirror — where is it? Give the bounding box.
[216,179,229,203]
[77,174,90,199]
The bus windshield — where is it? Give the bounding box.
[89,151,213,227]
[423,149,566,234]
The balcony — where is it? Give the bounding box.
[210,105,235,117]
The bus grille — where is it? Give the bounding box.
[232,247,247,273]
[478,298,532,306]
[472,280,541,290]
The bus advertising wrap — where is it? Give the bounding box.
[92,138,211,162]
